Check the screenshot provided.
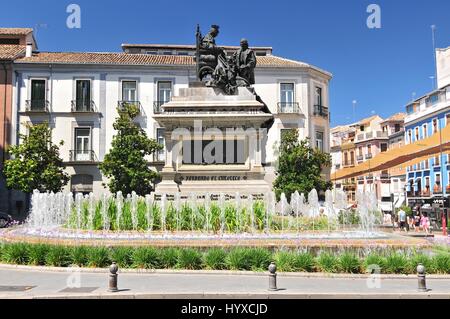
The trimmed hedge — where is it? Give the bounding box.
[0,242,448,274]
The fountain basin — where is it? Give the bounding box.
[0,226,432,249]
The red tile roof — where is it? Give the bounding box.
[0,45,26,60]
[0,28,33,36]
[14,52,332,76]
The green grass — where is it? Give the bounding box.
[316,252,339,273]
[338,252,361,273]
[160,248,179,269]
[203,248,227,270]
[177,248,202,270]
[131,247,160,269]
[45,246,71,267]
[86,247,111,268]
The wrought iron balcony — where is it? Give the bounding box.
[433,185,442,195]
[365,153,373,160]
[118,101,143,114]
[380,173,390,180]
[25,100,49,112]
[69,150,97,163]
[153,101,169,114]
[71,100,97,113]
[313,105,329,118]
[277,102,301,114]
[421,190,431,197]
[356,155,364,161]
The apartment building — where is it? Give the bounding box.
[6,29,332,202]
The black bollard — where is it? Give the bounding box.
[268,262,278,291]
[417,264,427,292]
[109,262,119,292]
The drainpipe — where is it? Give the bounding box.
[1,62,8,165]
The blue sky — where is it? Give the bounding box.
[1,0,449,127]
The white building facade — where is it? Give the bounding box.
[11,42,332,196]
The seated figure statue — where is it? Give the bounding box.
[195,25,257,94]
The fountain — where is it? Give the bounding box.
[3,187,433,250]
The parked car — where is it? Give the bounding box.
[0,212,12,228]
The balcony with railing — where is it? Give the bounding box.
[422,189,431,197]
[69,150,98,163]
[153,101,168,114]
[380,173,390,181]
[71,100,97,113]
[356,155,364,162]
[277,102,301,114]
[313,105,328,118]
[25,100,49,113]
[356,131,388,142]
[433,184,442,195]
[365,153,373,160]
[118,101,144,114]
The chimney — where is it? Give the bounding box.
[26,42,33,58]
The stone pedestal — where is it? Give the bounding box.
[153,85,273,196]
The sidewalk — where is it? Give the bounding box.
[0,267,449,299]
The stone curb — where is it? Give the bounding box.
[1,263,449,280]
[2,292,450,300]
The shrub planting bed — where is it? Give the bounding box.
[0,242,448,274]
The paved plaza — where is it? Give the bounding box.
[0,267,448,299]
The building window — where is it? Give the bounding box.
[434,155,440,166]
[344,152,348,166]
[316,131,324,152]
[74,80,91,111]
[395,123,401,132]
[358,146,363,157]
[381,143,387,152]
[432,118,438,134]
[280,83,295,111]
[415,127,419,141]
[426,94,439,106]
[424,159,429,169]
[177,51,189,56]
[422,124,428,138]
[434,173,442,193]
[122,81,137,102]
[315,87,323,106]
[407,130,412,143]
[29,79,46,110]
[74,128,91,161]
[367,144,372,155]
[156,128,165,162]
[446,113,450,126]
[157,81,172,104]
[146,51,158,55]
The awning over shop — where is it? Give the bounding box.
[332,125,450,181]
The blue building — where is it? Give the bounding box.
[404,84,450,206]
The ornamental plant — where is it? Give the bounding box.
[273,129,332,201]
[4,122,69,193]
[99,103,162,196]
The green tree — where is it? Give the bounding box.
[4,122,69,193]
[99,103,162,196]
[273,129,332,201]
